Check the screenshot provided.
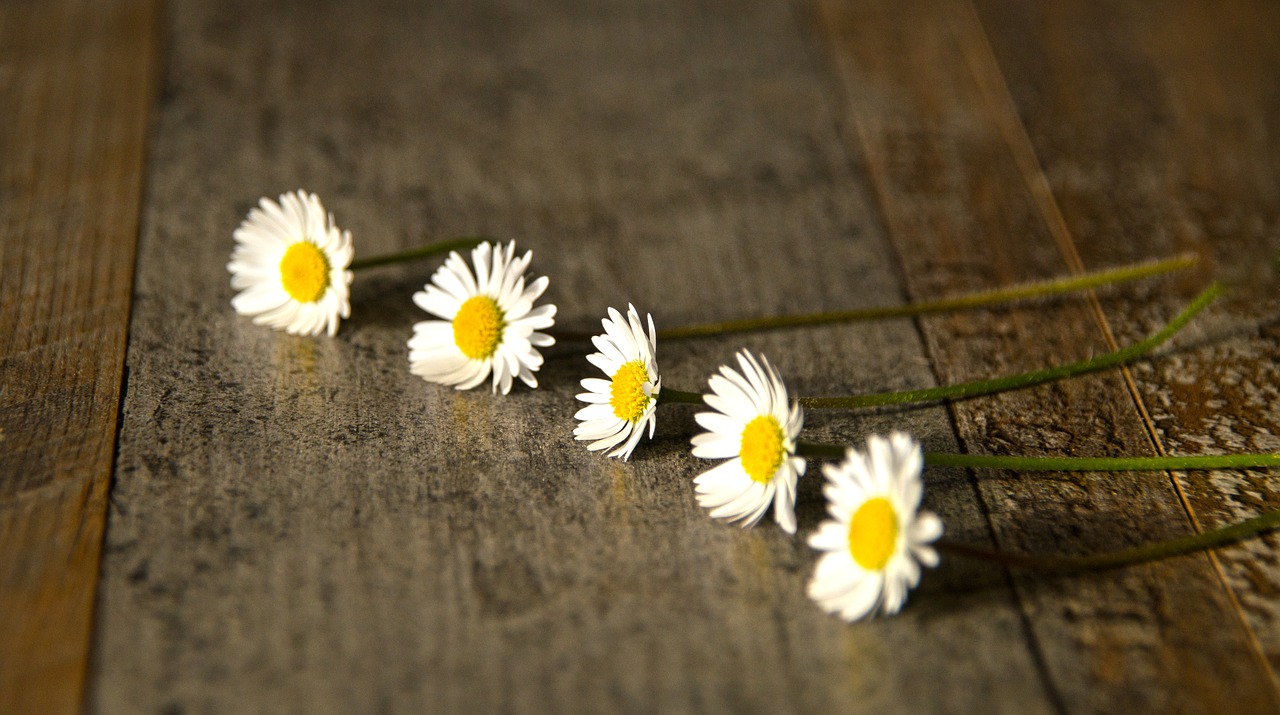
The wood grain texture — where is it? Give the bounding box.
[973,0,1280,672]
[89,0,1064,712]
[0,0,159,712]
[812,0,1280,710]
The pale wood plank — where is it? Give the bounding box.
[91,0,1058,712]
[0,0,160,712]
[812,0,1280,710]
[973,0,1280,671]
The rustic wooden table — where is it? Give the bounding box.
[4,0,1280,712]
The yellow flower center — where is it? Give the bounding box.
[848,497,899,571]
[453,295,505,359]
[609,360,652,422]
[279,242,331,303]
[739,415,785,484]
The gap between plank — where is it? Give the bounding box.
[799,2,1068,711]
[0,0,162,712]
[954,0,1280,699]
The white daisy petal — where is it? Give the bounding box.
[807,521,849,552]
[529,332,555,347]
[690,433,740,460]
[611,424,650,460]
[808,554,862,601]
[910,511,945,544]
[517,369,538,390]
[773,483,798,534]
[737,490,774,529]
[704,373,758,420]
[574,403,617,421]
[588,428,631,454]
[806,432,942,622]
[912,544,940,569]
[707,481,769,522]
[228,190,353,337]
[576,390,612,405]
[580,377,613,393]
[413,286,463,319]
[688,349,804,532]
[407,241,555,393]
[575,420,626,440]
[693,459,749,494]
[838,572,885,622]
[573,304,661,461]
[692,411,743,439]
[591,331,624,355]
[522,304,557,329]
[231,286,289,316]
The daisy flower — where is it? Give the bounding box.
[573,304,661,461]
[807,432,943,621]
[408,241,556,394]
[227,190,354,337]
[690,350,805,534]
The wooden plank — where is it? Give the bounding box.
[91,0,1062,712]
[972,0,1280,668]
[0,0,160,712]
[811,0,1280,710]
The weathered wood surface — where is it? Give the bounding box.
[0,1,158,712]
[973,0,1280,675]
[814,0,1280,710]
[0,0,1271,712]
[91,0,1050,712]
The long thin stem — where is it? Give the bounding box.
[657,253,1197,340]
[796,440,1280,472]
[349,236,491,271]
[923,451,1280,472]
[936,508,1280,573]
[798,283,1220,410]
[795,442,847,459]
[655,388,705,405]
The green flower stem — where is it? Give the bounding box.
[923,451,1280,472]
[795,442,848,459]
[655,284,1215,413]
[798,282,1221,410]
[796,440,1280,472]
[655,388,706,405]
[936,508,1280,573]
[656,253,1197,341]
[349,236,491,271]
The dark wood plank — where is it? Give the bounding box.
[972,0,1280,671]
[812,0,1280,710]
[0,0,160,712]
[90,0,1062,712]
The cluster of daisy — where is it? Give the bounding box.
[229,191,555,393]
[575,306,941,621]
[229,190,933,623]
[229,191,1270,626]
